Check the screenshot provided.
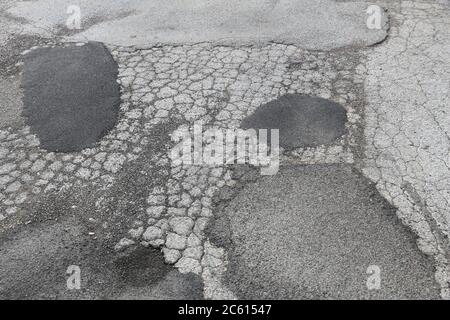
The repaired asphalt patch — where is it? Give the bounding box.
[241,94,347,149]
[22,42,120,152]
[207,164,440,299]
[0,216,203,299]
[0,169,203,299]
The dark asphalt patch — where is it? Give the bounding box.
[240,94,347,149]
[22,41,120,152]
[0,210,167,299]
[207,164,440,299]
[0,186,203,300]
[0,217,202,299]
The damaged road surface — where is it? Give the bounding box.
[207,165,440,299]
[0,0,449,301]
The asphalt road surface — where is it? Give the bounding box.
[0,0,449,300]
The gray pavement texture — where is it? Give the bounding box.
[0,75,23,129]
[0,217,203,299]
[240,94,347,149]
[363,2,450,290]
[6,0,389,50]
[0,122,204,299]
[22,42,120,152]
[207,164,440,299]
[0,0,449,301]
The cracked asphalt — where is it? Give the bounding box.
[0,0,449,300]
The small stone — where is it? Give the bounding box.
[193,217,209,235]
[32,186,41,194]
[169,216,194,236]
[94,152,107,162]
[0,175,13,186]
[6,207,18,215]
[168,195,180,206]
[132,220,143,228]
[200,207,212,217]
[81,159,92,167]
[155,219,169,233]
[174,94,193,104]
[146,206,165,218]
[179,193,193,207]
[187,233,202,247]
[91,161,102,170]
[157,87,177,98]
[41,171,55,180]
[154,99,173,110]
[141,92,155,103]
[114,238,135,251]
[147,195,166,206]
[142,226,163,241]
[0,147,8,158]
[64,163,76,172]
[187,202,201,217]
[8,171,19,178]
[183,246,203,260]
[165,232,187,250]
[76,167,91,179]
[0,163,16,174]
[167,207,186,216]
[19,160,32,169]
[211,167,223,177]
[155,109,169,118]
[44,184,56,192]
[45,152,56,161]
[21,174,33,182]
[31,159,46,172]
[29,153,39,161]
[204,241,225,258]
[35,179,48,186]
[201,255,223,268]
[190,187,202,197]
[61,154,73,161]
[175,257,202,274]
[5,181,21,193]
[163,248,181,264]
[49,161,63,171]
[128,226,144,239]
[14,192,28,204]
[149,238,165,247]
[104,153,126,173]
[140,241,150,247]
[73,155,84,164]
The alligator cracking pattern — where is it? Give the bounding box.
[0,42,364,299]
[363,1,450,298]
